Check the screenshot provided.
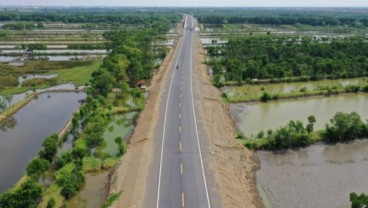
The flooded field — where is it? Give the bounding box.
[66,171,109,208]
[102,112,136,156]
[257,139,368,208]
[223,77,368,98]
[0,83,81,106]
[230,93,368,207]
[0,92,85,192]
[200,37,228,45]
[230,93,368,136]
[1,49,107,54]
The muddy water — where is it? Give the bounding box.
[257,140,368,208]
[66,171,109,208]
[223,77,368,97]
[230,93,368,136]
[230,93,368,207]
[0,92,85,192]
[102,112,136,156]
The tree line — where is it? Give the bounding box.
[197,15,368,27]
[244,112,368,150]
[0,13,178,207]
[0,12,180,25]
[207,36,368,86]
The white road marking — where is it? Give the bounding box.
[156,25,185,208]
[189,18,211,208]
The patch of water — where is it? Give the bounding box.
[231,93,368,136]
[66,171,109,208]
[0,92,86,192]
[0,56,15,62]
[102,112,136,156]
[257,139,368,208]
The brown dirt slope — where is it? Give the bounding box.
[108,28,181,208]
[193,33,263,208]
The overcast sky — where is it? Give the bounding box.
[0,0,367,7]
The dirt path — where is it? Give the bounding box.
[193,33,263,208]
[108,26,182,208]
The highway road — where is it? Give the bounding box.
[145,15,213,208]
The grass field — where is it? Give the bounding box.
[0,60,101,95]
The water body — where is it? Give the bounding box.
[223,77,368,97]
[0,56,15,62]
[0,92,86,192]
[257,140,368,208]
[230,93,368,136]
[1,49,107,54]
[66,171,109,208]
[230,93,368,207]
[0,83,82,106]
[102,112,136,156]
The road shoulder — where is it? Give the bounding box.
[193,32,263,208]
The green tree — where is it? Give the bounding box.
[0,179,43,208]
[91,69,115,97]
[306,115,316,134]
[325,112,365,142]
[350,192,368,208]
[26,157,50,177]
[39,134,59,162]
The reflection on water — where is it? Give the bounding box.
[231,93,368,136]
[0,117,17,132]
[0,92,85,192]
[257,139,368,208]
[102,112,136,156]
[223,77,368,97]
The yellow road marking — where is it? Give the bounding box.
[182,192,185,208]
[180,142,182,151]
[181,163,183,174]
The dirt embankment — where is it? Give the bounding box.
[108,26,182,208]
[194,34,263,208]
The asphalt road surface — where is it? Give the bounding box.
[146,15,213,208]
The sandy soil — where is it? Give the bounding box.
[108,25,182,208]
[193,33,263,208]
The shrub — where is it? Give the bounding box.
[47,198,56,208]
[39,134,59,162]
[0,179,43,208]
[56,163,85,199]
[236,131,245,139]
[260,92,272,102]
[26,158,50,177]
[363,84,368,92]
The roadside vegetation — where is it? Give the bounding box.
[0,9,180,207]
[350,192,368,208]
[197,8,368,208]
